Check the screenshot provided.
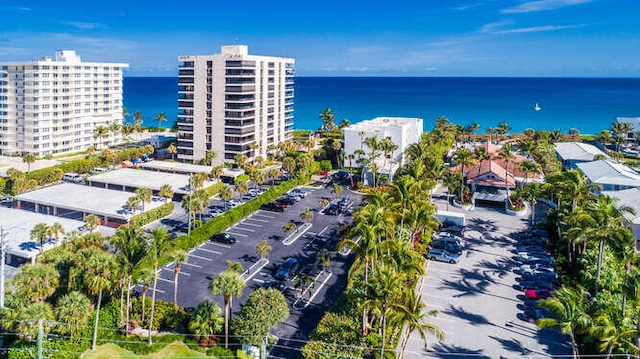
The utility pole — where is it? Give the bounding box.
[37,319,43,359]
[187,174,192,236]
[0,226,8,309]
[261,336,267,359]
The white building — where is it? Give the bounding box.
[616,117,640,142]
[0,50,128,157]
[176,45,294,164]
[602,188,640,251]
[342,117,423,172]
[555,142,608,169]
[576,159,640,192]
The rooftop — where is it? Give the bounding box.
[87,168,216,194]
[14,183,165,220]
[0,206,115,260]
[555,142,607,161]
[344,117,423,132]
[576,160,640,187]
[139,161,213,175]
[602,188,640,224]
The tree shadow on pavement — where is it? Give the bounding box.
[440,277,490,298]
[444,305,493,326]
[467,217,499,233]
[476,257,518,278]
[426,343,489,358]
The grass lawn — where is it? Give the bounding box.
[82,341,208,358]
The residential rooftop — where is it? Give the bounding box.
[576,160,640,188]
[602,188,640,224]
[139,161,213,175]
[555,142,607,161]
[344,117,423,131]
[0,206,115,261]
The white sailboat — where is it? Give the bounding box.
[534,102,541,111]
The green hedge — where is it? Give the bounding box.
[26,167,64,186]
[130,202,174,227]
[135,175,310,277]
[57,157,104,174]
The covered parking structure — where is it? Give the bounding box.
[86,168,217,200]
[139,161,213,175]
[14,182,166,227]
[0,206,115,265]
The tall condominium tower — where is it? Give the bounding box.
[177,45,294,164]
[0,50,128,157]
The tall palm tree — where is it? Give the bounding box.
[234,153,248,169]
[55,291,93,338]
[12,262,60,301]
[121,123,135,143]
[22,153,36,173]
[211,165,225,182]
[517,160,539,188]
[319,108,336,131]
[452,147,473,191]
[498,145,516,205]
[300,208,314,223]
[251,170,266,189]
[110,225,146,335]
[332,139,342,169]
[155,112,167,129]
[132,111,143,132]
[83,214,102,232]
[592,311,638,357]
[209,271,245,349]
[126,195,141,215]
[137,268,154,326]
[219,185,233,211]
[255,240,272,260]
[146,227,169,345]
[394,289,444,353]
[379,137,398,183]
[109,121,122,145]
[93,125,110,149]
[47,222,65,247]
[84,249,117,350]
[167,143,177,160]
[30,223,50,254]
[192,172,208,190]
[158,184,174,202]
[135,187,152,212]
[168,250,187,305]
[538,286,593,359]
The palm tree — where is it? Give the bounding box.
[155,112,167,129]
[300,207,314,223]
[219,185,233,211]
[319,108,336,131]
[168,250,188,305]
[93,125,110,149]
[486,127,495,144]
[12,262,60,301]
[255,240,272,260]
[282,156,296,173]
[518,160,540,188]
[209,271,245,349]
[132,111,143,132]
[441,169,461,210]
[110,225,146,335]
[315,249,332,272]
[338,119,351,129]
[251,170,266,189]
[395,290,444,352]
[498,145,516,206]
[146,227,170,345]
[317,198,329,209]
[202,150,217,166]
[109,121,122,145]
[83,214,102,232]
[331,183,344,198]
[332,140,342,169]
[22,153,36,173]
[452,147,473,191]
[538,286,592,359]
[126,195,141,215]
[379,137,398,183]
[137,268,154,326]
[121,123,135,143]
[188,301,224,344]
[283,222,297,236]
[158,184,174,202]
[192,172,208,190]
[234,153,248,169]
[84,250,117,350]
[268,168,280,187]
[46,222,65,247]
[135,187,152,212]
[167,143,177,160]
[55,291,93,338]
[30,223,50,254]
[211,165,224,182]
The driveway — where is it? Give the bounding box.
[401,188,572,358]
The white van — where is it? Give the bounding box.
[62,173,84,183]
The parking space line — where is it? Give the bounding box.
[208,242,232,249]
[187,252,212,261]
[195,247,222,255]
[239,222,262,227]
[226,231,248,237]
[253,278,265,283]
[232,227,255,232]
[158,277,174,283]
[317,226,329,236]
[247,218,269,223]
[182,262,202,268]
[253,212,276,218]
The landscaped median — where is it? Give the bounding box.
[129,201,174,227]
[283,222,313,245]
[135,175,311,276]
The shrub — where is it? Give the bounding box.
[231,288,289,346]
[129,298,188,331]
[129,202,174,227]
[26,167,64,186]
[207,346,235,357]
[318,160,332,172]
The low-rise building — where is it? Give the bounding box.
[555,142,608,169]
[616,117,640,142]
[576,159,640,192]
[602,188,640,250]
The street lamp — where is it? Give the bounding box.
[0,226,9,309]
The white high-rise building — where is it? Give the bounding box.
[0,50,128,157]
[176,45,294,164]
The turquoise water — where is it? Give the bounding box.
[123,77,640,134]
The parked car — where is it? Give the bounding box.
[522,256,556,266]
[277,196,297,206]
[522,269,557,281]
[325,203,340,215]
[334,171,351,181]
[261,202,286,212]
[533,229,550,237]
[173,222,196,233]
[90,167,109,174]
[519,263,554,273]
[226,199,241,208]
[439,224,465,237]
[62,173,84,183]
[338,197,350,209]
[431,240,463,255]
[131,158,142,166]
[523,308,552,321]
[141,154,154,162]
[275,258,299,280]
[525,288,552,300]
[517,252,552,262]
[427,248,460,264]
[289,188,308,198]
[210,233,237,244]
[433,232,462,245]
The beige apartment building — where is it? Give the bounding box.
[176,45,294,164]
[0,50,128,157]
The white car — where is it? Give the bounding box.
[427,248,460,264]
[433,232,462,245]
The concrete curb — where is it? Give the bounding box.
[282,222,313,246]
[240,258,269,282]
[292,269,333,310]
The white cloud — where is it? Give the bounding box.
[45,33,137,52]
[0,6,30,12]
[481,20,587,34]
[452,3,485,11]
[480,20,513,33]
[345,46,386,56]
[62,21,105,30]
[501,0,593,14]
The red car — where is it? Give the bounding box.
[525,289,552,300]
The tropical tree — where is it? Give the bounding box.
[518,160,540,188]
[331,183,344,198]
[592,310,638,356]
[30,223,50,254]
[234,154,248,169]
[12,262,60,302]
[283,222,297,236]
[211,165,225,182]
[255,240,272,260]
[317,198,329,209]
[155,112,167,129]
[394,290,444,352]
[167,143,177,160]
[83,214,102,232]
[132,111,143,132]
[168,250,188,305]
[235,180,249,200]
[319,108,336,131]
[158,184,174,202]
[146,227,170,345]
[202,150,217,166]
[22,153,36,173]
[126,195,141,215]
[109,121,121,144]
[137,268,154,326]
[46,222,65,247]
[188,301,224,345]
[282,157,296,174]
[452,147,473,190]
[268,168,280,187]
[84,250,117,350]
[315,249,332,272]
[300,207,314,223]
[209,271,245,349]
[498,145,516,205]
[538,286,593,359]
[55,291,93,338]
[192,172,208,190]
[121,123,135,143]
[135,187,152,212]
[251,170,266,189]
[230,288,290,346]
[338,119,351,129]
[93,125,110,149]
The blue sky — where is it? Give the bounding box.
[1,0,638,77]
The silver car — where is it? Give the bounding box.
[428,248,460,264]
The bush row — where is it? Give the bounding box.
[130,202,175,227]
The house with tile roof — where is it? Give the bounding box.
[554,142,609,169]
[576,160,640,192]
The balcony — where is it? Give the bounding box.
[225,85,256,93]
[225,119,255,127]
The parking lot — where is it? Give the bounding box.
[402,192,572,358]
[142,183,361,352]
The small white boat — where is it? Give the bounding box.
[534,103,541,111]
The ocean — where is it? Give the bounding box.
[123,77,640,135]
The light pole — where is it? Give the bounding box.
[187,174,192,236]
[0,226,9,309]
